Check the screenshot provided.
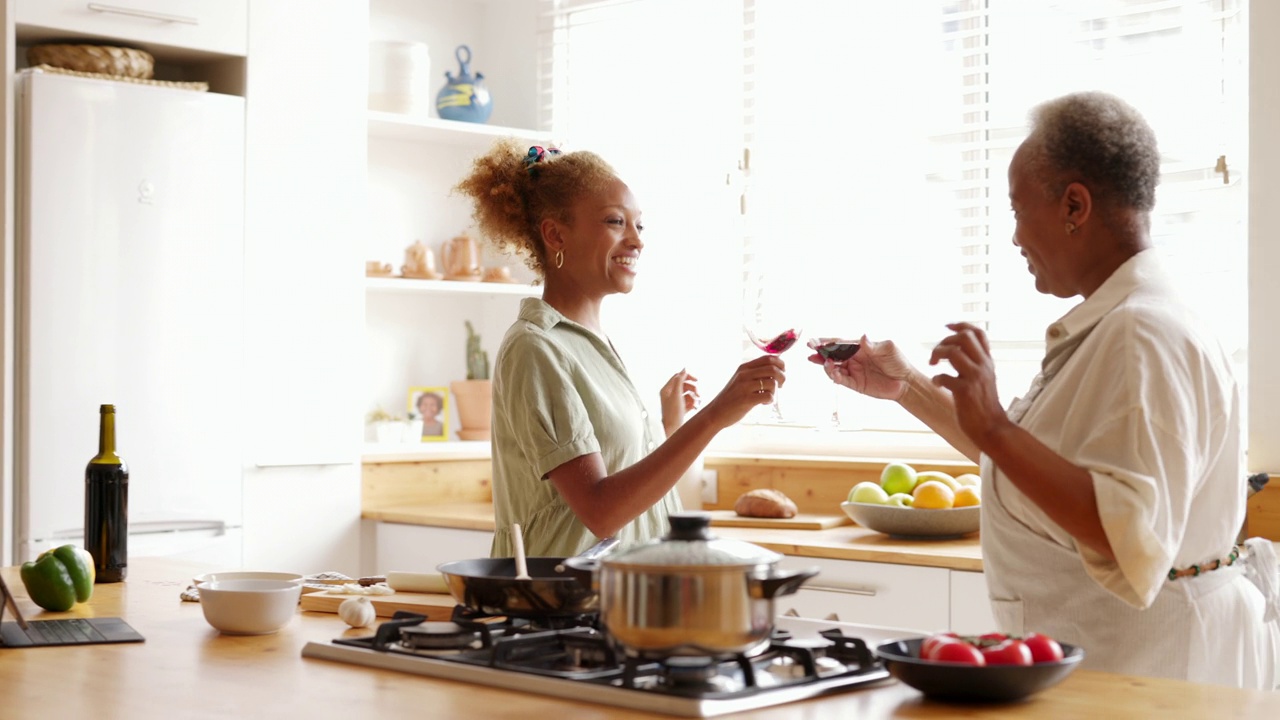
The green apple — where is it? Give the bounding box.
[887,493,915,508]
[879,462,918,496]
[955,473,981,487]
[916,470,960,493]
[848,481,890,504]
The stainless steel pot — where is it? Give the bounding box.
[564,512,818,657]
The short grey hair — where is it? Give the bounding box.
[1025,92,1161,212]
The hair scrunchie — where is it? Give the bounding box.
[525,145,562,173]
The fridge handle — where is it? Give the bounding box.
[87,3,200,25]
[52,520,229,539]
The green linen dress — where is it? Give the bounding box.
[489,298,682,558]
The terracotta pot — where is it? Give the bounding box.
[450,379,491,440]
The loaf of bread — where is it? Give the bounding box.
[734,488,798,519]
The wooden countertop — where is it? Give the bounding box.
[364,502,985,571]
[4,558,1277,718]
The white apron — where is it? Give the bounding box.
[980,330,1280,689]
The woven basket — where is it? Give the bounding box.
[28,44,155,80]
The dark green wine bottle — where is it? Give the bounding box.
[85,403,128,583]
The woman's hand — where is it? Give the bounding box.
[660,369,700,437]
[928,322,1012,448]
[811,335,914,401]
[703,355,786,430]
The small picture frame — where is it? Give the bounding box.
[408,386,450,442]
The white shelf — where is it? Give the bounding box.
[362,441,492,463]
[365,276,539,297]
[367,110,552,148]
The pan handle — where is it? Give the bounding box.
[753,566,819,599]
[578,536,620,560]
[557,556,599,589]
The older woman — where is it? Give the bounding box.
[816,92,1278,688]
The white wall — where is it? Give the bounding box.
[1249,1,1280,472]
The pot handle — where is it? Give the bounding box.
[556,555,600,589]
[754,566,820,599]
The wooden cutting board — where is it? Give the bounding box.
[706,509,852,530]
[300,591,458,620]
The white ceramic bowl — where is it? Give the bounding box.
[841,501,980,539]
[192,571,304,586]
[196,579,302,635]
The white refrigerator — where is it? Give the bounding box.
[13,69,246,566]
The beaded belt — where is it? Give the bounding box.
[1167,546,1241,582]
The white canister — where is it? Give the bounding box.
[369,41,432,116]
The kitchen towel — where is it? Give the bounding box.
[1243,537,1280,624]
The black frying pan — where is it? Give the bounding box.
[437,557,598,618]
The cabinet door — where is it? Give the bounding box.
[376,523,494,574]
[239,0,366,575]
[949,570,997,634]
[775,556,950,634]
[243,0,364,467]
[17,0,248,56]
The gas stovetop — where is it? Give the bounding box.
[301,608,898,717]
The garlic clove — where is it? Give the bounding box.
[338,595,376,628]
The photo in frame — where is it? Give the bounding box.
[408,386,450,442]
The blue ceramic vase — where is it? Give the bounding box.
[436,45,493,123]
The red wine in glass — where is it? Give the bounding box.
[744,326,802,422]
[747,327,801,354]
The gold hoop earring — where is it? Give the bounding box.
[1065,222,1077,235]
[554,250,564,269]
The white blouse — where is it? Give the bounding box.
[980,249,1278,688]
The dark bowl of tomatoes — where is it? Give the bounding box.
[874,633,1085,702]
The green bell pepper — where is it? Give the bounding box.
[20,544,95,612]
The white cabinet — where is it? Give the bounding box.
[949,569,997,635]
[374,522,493,573]
[776,556,951,634]
[16,0,248,56]
[777,556,996,635]
[238,0,366,574]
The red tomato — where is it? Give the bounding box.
[980,638,1034,666]
[920,632,961,659]
[1022,633,1065,663]
[978,632,1008,645]
[931,641,987,666]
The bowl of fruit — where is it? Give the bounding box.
[874,631,1084,702]
[842,462,981,539]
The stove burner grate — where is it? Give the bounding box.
[330,616,890,708]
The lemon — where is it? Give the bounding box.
[953,485,981,508]
[912,480,956,509]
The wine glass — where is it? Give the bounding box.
[744,325,803,422]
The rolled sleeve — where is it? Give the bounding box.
[1076,407,1195,608]
[498,334,600,479]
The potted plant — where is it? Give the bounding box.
[366,406,406,444]
[450,321,491,441]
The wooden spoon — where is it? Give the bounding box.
[512,523,531,580]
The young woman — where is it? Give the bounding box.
[455,140,783,558]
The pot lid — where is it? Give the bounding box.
[604,512,782,568]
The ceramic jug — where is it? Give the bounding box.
[441,233,481,281]
[436,45,493,124]
[400,239,440,279]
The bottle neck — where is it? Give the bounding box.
[96,410,119,462]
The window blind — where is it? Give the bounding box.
[538,0,1248,447]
